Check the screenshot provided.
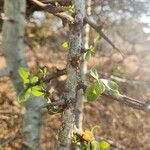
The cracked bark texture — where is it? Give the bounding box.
[2,1,44,149]
[57,0,85,150]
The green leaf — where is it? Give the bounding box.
[94,35,101,45]
[84,51,92,61]
[85,142,91,150]
[91,125,101,135]
[89,45,95,53]
[91,141,100,150]
[39,66,47,74]
[108,80,119,91]
[62,41,69,48]
[18,67,30,83]
[39,66,47,77]
[112,68,123,76]
[18,88,31,102]
[85,80,105,101]
[31,76,39,84]
[43,66,47,75]
[99,140,110,149]
[31,86,44,96]
[87,35,100,57]
[101,79,119,94]
[67,5,75,13]
[90,68,99,80]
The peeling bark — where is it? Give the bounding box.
[2,1,43,149]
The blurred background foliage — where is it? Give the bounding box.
[0,0,150,149]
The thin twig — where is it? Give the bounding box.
[98,71,150,84]
[38,97,76,110]
[29,1,124,54]
[103,92,150,112]
[84,16,124,55]
[42,68,66,83]
[55,12,75,23]
[41,0,72,5]
[25,68,66,90]
[39,85,150,112]
[30,0,75,23]
[81,82,150,112]
[30,0,66,13]
[37,99,65,110]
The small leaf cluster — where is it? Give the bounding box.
[85,68,119,102]
[101,79,119,94]
[67,5,75,13]
[72,126,110,150]
[18,67,63,115]
[62,41,69,48]
[18,67,45,102]
[84,35,101,61]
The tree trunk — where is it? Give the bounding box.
[2,1,43,149]
[57,0,85,150]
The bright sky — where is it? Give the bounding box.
[140,15,150,33]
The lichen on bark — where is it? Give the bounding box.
[57,0,85,149]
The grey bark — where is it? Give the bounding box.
[75,0,91,132]
[2,1,43,149]
[57,0,85,150]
